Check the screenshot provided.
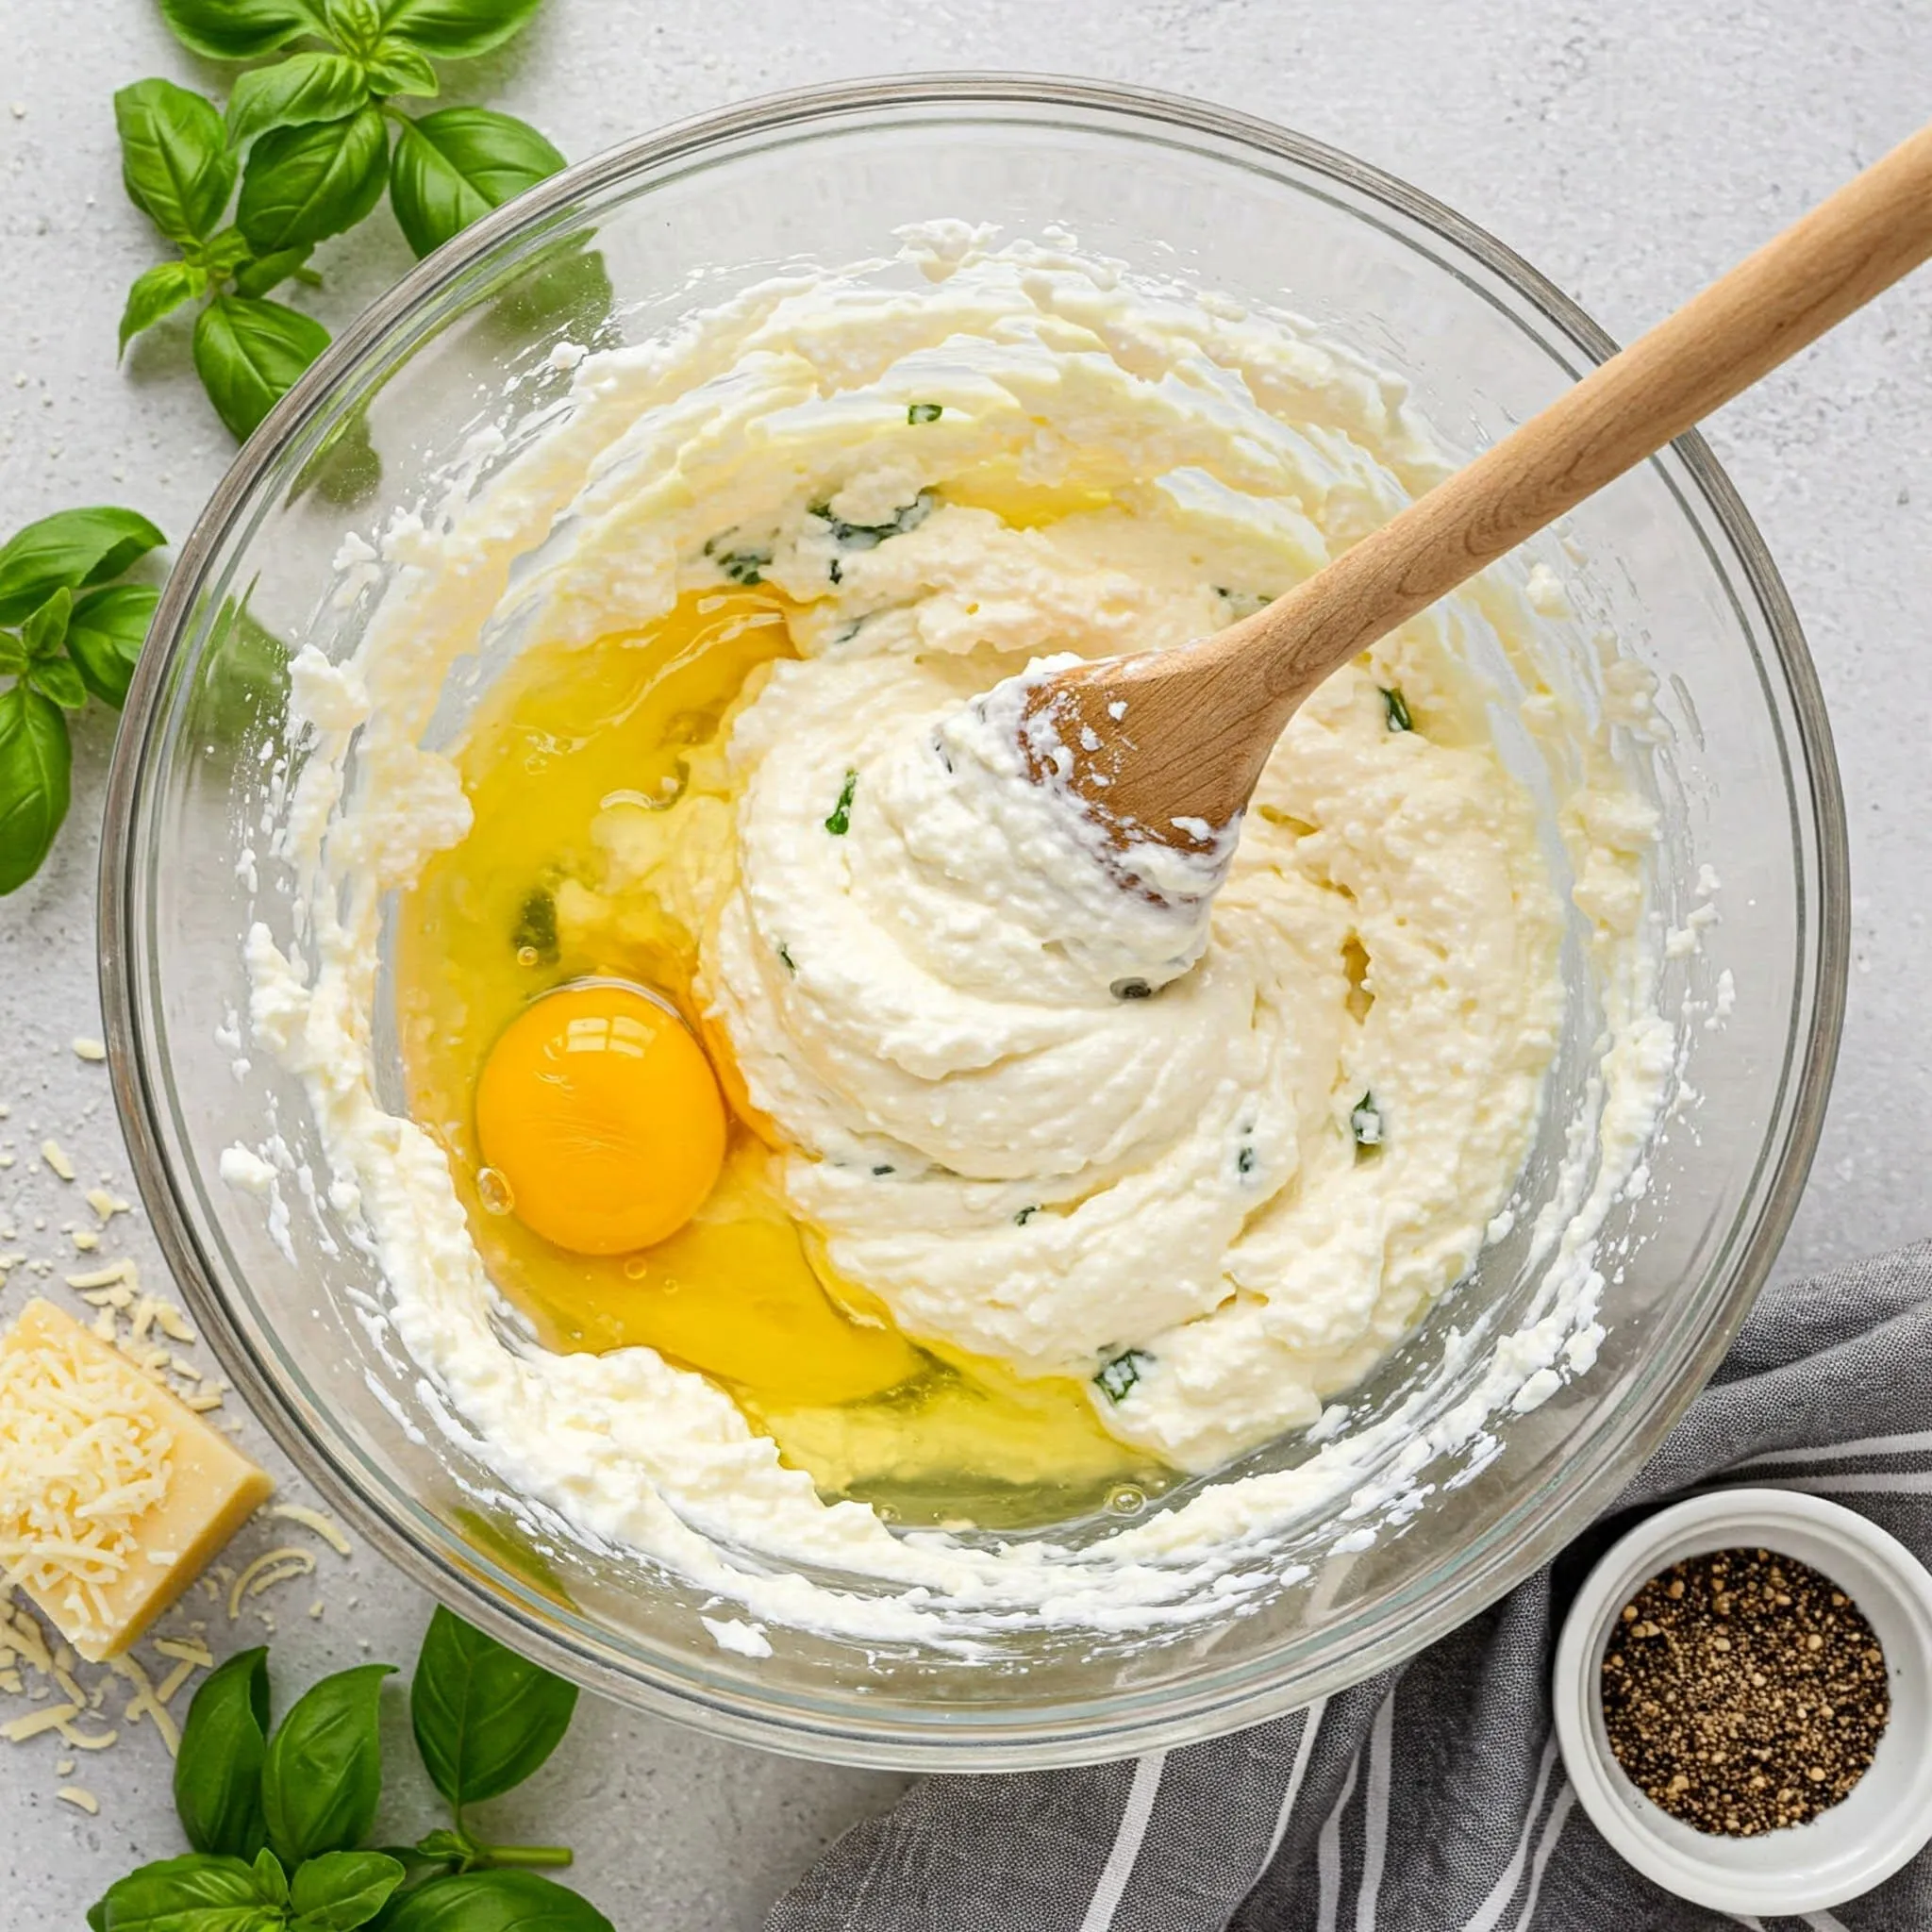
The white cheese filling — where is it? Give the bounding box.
[242,229,1672,1641]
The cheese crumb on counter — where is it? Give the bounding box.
[66,1260,137,1295]
[0,1301,273,1662]
[3,1702,81,1742]
[151,1635,215,1670]
[226,1547,315,1621]
[110,1652,182,1755]
[70,1040,108,1064]
[56,1783,99,1813]
[267,1503,352,1556]
[40,1141,75,1183]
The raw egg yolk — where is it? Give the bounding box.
[475,982,727,1255]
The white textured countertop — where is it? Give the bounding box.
[2,1,1927,1924]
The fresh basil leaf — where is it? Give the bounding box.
[86,1899,108,1932]
[22,587,72,660]
[158,0,325,58]
[376,0,546,58]
[234,244,317,298]
[289,1850,406,1930]
[114,78,237,245]
[94,1853,281,1932]
[410,1827,476,1868]
[118,261,205,357]
[380,1872,612,1932]
[254,1849,291,1909]
[363,40,439,97]
[238,107,391,253]
[410,1607,578,1810]
[26,656,88,712]
[64,585,159,709]
[175,1645,273,1858]
[0,632,25,675]
[198,226,260,278]
[323,0,386,48]
[194,294,331,440]
[0,508,166,626]
[261,1662,394,1865]
[388,108,562,258]
[229,52,372,148]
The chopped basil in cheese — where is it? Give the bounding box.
[824,770,858,835]
[808,490,934,550]
[703,532,773,585]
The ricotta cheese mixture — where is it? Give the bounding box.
[243,227,1674,1641]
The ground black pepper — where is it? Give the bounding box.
[1600,1546,1890,1836]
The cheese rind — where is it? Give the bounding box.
[0,1299,272,1661]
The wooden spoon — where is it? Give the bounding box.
[1025,121,1932,846]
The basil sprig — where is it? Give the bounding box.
[120,0,574,445]
[91,1609,608,1932]
[0,507,167,895]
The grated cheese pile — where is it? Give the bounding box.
[0,1319,175,1650]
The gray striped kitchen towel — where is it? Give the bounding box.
[770,1241,1932,1932]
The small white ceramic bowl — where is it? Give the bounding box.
[1553,1488,1932,1914]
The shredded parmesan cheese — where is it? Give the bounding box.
[268,1505,352,1556]
[154,1656,200,1706]
[153,1636,214,1670]
[0,1317,175,1652]
[57,1783,100,1812]
[3,1702,80,1742]
[227,1547,316,1620]
[71,1040,108,1064]
[67,1262,137,1293]
[109,1653,180,1757]
[40,1141,75,1182]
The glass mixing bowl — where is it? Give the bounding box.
[100,75,1846,1769]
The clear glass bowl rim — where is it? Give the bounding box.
[98,71,1850,1769]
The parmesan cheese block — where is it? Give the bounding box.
[0,1299,272,1660]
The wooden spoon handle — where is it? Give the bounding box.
[1233,119,1932,699]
